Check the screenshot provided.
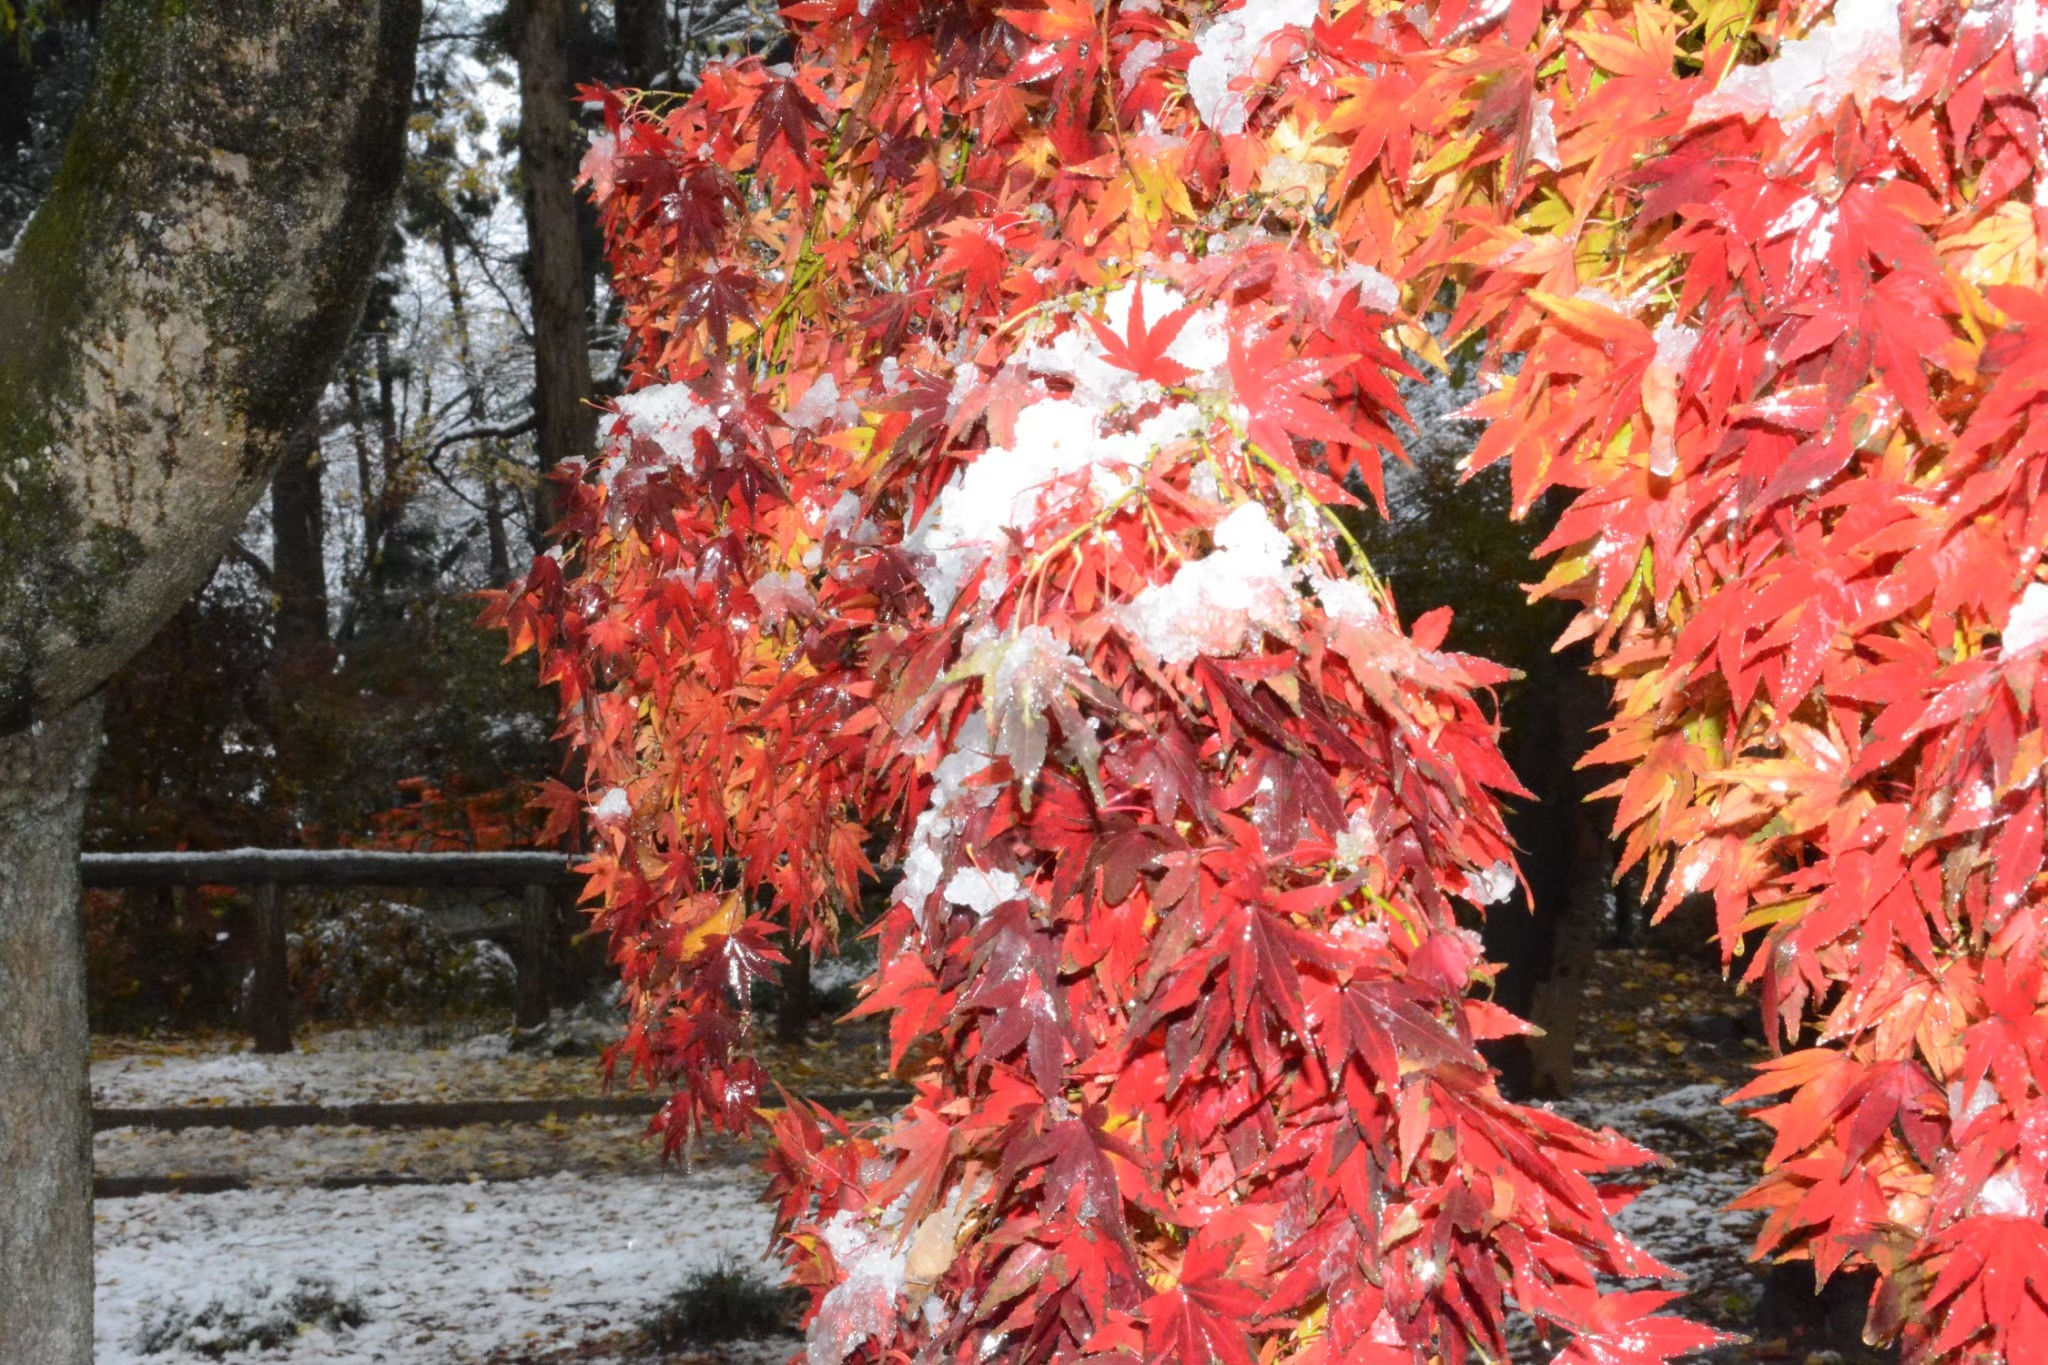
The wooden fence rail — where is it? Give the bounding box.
[79,850,583,1053]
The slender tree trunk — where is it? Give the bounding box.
[1482,649,1610,1098]
[270,420,329,656]
[614,0,672,88]
[340,366,379,644]
[511,0,597,544]
[438,228,515,584]
[0,698,102,1365]
[1523,799,1611,1096]
[777,938,815,1044]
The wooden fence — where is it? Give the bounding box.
[79,850,581,1053]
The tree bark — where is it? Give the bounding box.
[511,0,598,542]
[613,0,672,89]
[778,938,815,1044]
[0,4,420,1359]
[438,226,515,584]
[270,420,330,656]
[0,0,420,731]
[0,698,102,1365]
[1481,648,1611,1098]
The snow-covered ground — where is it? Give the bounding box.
[96,1170,781,1364]
[1551,1081,1768,1297]
[92,1033,616,1109]
[95,1114,685,1186]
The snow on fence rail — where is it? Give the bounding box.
[78,849,581,888]
[79,850,584,1054]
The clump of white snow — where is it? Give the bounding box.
[1311,572,1381,627]
[1336,261,1402,313]
[942,866,1024,917]
[611,382,714,477]
[1022,280,1231,406]
[1976,1168,2038,1219]
[1120,502,1299,663]
[752,570,817,623]
[1187,0,1320,134]
[1691,0,1912,131]
[808,1210,910,1365]
[1120,37,1167,89]
[909,394,1203,615]
[1652,317,1700,371]
[1528,97,1561,171]
[1333,809,1379,870]
[591,786,633,823]
[895,716,998,919]
[1461,860,1517,906]
[907,400,1115,614]
[2005,582,2048,654]
[788,373,858,431]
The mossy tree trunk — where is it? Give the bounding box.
[0,2,420,1359]
[0,701,101,1365]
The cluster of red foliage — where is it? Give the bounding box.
[358,774,541,852]
[487,0,2048,1358]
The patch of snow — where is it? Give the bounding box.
[1461,860,1516,906]
[1528,97,1561,170]
[1653,318,1699,371]
[808,1210,910,1365]
[1691,0,1912,131]
[91,1040,616,1110]
[1120,502,1298,663]
[1120,37,1167,89]
[895,716,997,919]
[942,867,1024,917]
[1311,572,1381,627]
[788,373,858,431]
[908,391,1198,616]
[1766,195,1820,239]
[1023,281,1231,404]
[592,786,633,822]
[1976,1168,2036,1219]
[96,1171,776,1365]
[611,382,714,478]
[1333,809,1379,870]
[1336,261,1402,313]
[753,570,817,623]
[1187,0,1320,134]
[2005,582,2048,653]
[1948,1079,2000,1127]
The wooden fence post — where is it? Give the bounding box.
[250,882,292,1054]
[516,882,551,1030]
